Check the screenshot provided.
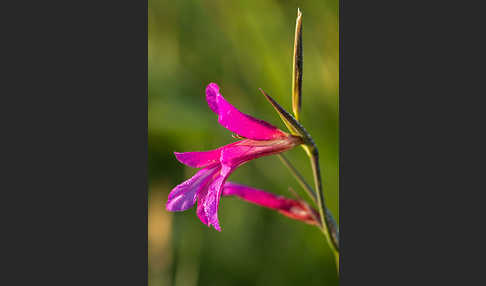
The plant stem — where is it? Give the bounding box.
[278,150,339,263]
[289,8,339,272]
[277,154,316,203]
[305,143,340,269]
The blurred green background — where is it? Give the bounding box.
[149,0,339,285]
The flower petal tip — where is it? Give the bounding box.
[207,82,219,90]
[206,82,220,114]
[165,200,177,212]
[212,223,222,232]
[199,218,221,231]
[174,151,199,168]
[173,151,184,162]
[166,197,195,212]
[206,84,287,140]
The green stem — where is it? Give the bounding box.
[277,150,339,269]
[277,154,316,203]
[288,8,339,273]
[334,250,340,276]
[305,144,340,268]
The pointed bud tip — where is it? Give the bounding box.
[259,88,301,136]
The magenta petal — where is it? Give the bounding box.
[174,149,222,169]
[205,83,287,140]
[174,141,244,169]
[222,182,320,225]
[219,138,300,169]
[222,182,286,209]
[206,83,220,114]
[196,187,209,226]
[195,166,220,226]
[166,167,218,212]
[201,165,233,231]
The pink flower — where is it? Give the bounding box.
[222,182,320,226]
[166,83,302,231]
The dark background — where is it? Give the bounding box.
[3,0,478,285]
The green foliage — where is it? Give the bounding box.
[149,0,339,285]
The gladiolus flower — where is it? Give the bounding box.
[166,83,302,231]
[222,182,320,226]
